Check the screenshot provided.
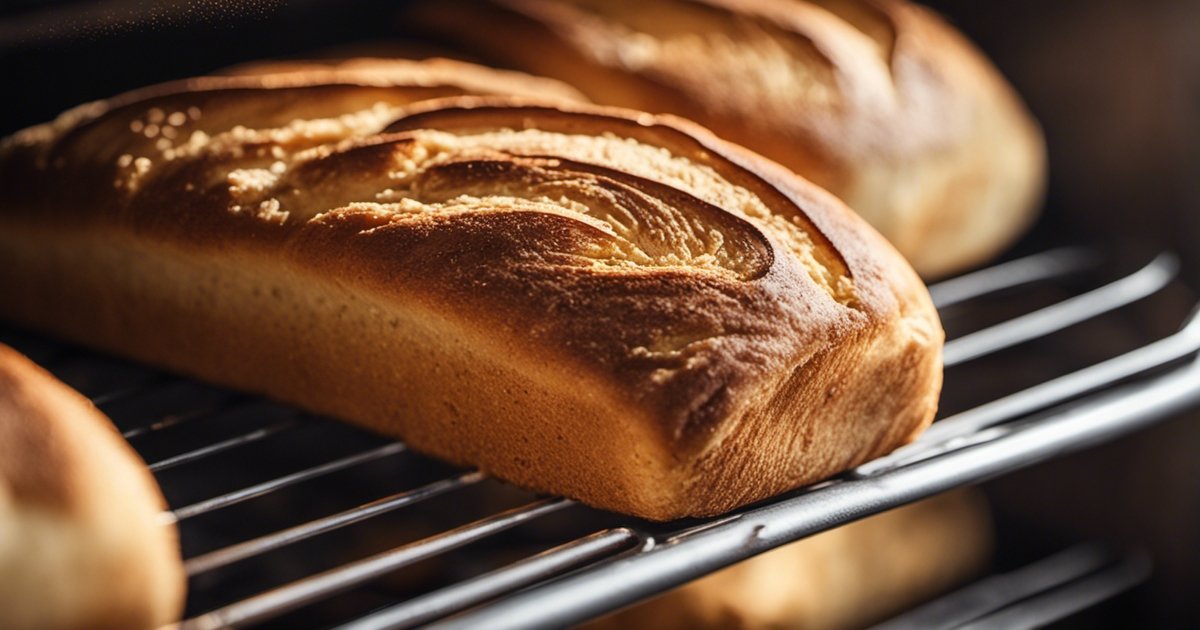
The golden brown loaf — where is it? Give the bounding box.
[403,0,1048,277]
[0,344,185,630]
[0,61,942,520]
[588,489,991,630]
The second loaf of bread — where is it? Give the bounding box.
[0,61,942,520]
[403,0,1048,278]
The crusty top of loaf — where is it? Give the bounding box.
[406,0,984,169]
[0,62,936,456]
[401,0,1047,277]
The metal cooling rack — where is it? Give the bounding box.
[3,246,1198,629]
[873,543,1153,630]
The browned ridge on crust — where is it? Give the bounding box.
[0,344,185,630]
[402,0,1048,277]
[0,60,942,520]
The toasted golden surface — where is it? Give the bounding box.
[0,345,184,630]
[403,0,1047,277]
[0,60,941,519]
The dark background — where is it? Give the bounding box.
[2,1,1197,626]
[925,0,1200,283]
[922,3,1200,627]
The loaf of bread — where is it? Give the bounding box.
[402,0,1047,277]
[0,61,942,520]
[587,488,992,630]
[0,344,185,630]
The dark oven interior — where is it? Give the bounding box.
[1,1,1198,628]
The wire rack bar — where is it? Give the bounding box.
[873,544,1138,630]
[336,529,643,630]
[959,552,1151,630]
[183,470,487,575]
[147,420,299,473]
[171,442,407,522]
[436,355,1200,629]
[181,498,572,629]
[856,304,1200,477]
[928,247,1098,308]
[90,373,174,406]
[942,254,1177,366]
[121,395,247,439]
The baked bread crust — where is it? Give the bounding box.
[0,344,185,630]
[0,62,942,519]
[403,0,1047,277]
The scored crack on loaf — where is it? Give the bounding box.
[401,0,1048,277]
[0,344,185,630]
[0,60,942,520]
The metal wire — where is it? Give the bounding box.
[182,470,487,575]
[90,373,174,406]
[336,529,643,630]
[121,395,247,439]
[928,246,1098,308]
[146,419,299,472]
[872,544,1150,630]
[854,302,1200,477]
[942,253,1177,366]
[959,552,1152,630]
[180,499,573,630]
[171,442,407,522]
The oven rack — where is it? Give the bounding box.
[874,543,1153,629]
[3,246,1197,629]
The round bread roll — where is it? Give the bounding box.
[0,344,185,630]
[403,0,1047,277]
[587,488,993,630]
